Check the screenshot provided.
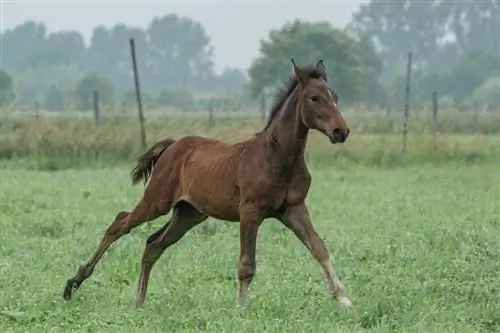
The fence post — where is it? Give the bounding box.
[129,37,147,151]
[432,91,438,149]
[121,101,127,114]
[208,99,215,128]
[93,90,100,133]
[35,101,40,119]
[402,52,412,154]
[473,102,480,132]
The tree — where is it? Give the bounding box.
[0,70,15,107]
[447,50,500,103]
[45,85,67,111]
[146,14,215,92]
[157,88,195,110]
[1,21,87,105]
[1,21,48,69]
[436,1,500,56]
[387,50,500,107]
[347,1,444,70]
[213,67,248,93]
[1,14,219,107]
[467,77,500,108]
[347,0,500,72]
[85,15,216,93]
[74,74,115,110]
[387,66,449,107]
[14,63,85,104]
[248,20,382,103]
[86,24,150,92]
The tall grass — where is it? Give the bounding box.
[1,107,500,170]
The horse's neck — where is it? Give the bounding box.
[264,94,309,178]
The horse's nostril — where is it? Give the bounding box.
[331,128,348,143]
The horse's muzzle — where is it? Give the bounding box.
[330,128,350,144]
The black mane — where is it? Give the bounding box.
[256,66,326,135]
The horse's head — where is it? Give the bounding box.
[292,59,350,144]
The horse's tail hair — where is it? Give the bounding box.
[131,138,176,186]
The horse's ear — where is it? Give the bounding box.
[315,59,328,81]
[291,58,308,86]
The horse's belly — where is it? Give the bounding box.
[181,172,241,221]
[186,191,240,221]
[179,145,243,221]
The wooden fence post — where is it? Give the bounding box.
[208,99,215,128]
[93,90,100,133]
[432,91,438,149]
[35,101,40,119]
[402,52,412,154]
[129,37,147,150]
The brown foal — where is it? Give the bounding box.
[63,59,352,308]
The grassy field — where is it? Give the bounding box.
[1,162,499,332]
[2,109,500,170]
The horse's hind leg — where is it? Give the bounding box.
[136,201,207,307]
[62,197,172,301]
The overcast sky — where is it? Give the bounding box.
[1,0,365,72]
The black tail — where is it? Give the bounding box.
[131,138,176,186]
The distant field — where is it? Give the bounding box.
[2,109,500,170]
[1,164,498,332]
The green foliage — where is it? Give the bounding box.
[121,91,156,109]
[2,112,500,172]
[0,14,246,105]
[0,70,15,106]
[448,51,500,103]
[348,0,500,70]
[14,63,85,104]
[74,74,115,110]
[248,20,381,103]
[3,4,500,110]
[0,164,499,331]
[146,14,215,90]
[213,67,248,93]
[157,88,196,110]
[387,50,500,107]
[467,77,500,107]
[389,67,450,107]
[44,85,67,111]
[23,31,86,67]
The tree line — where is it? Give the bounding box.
[1,0,499,112]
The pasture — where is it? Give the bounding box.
[1,163,499,332]
[0,110,499,332]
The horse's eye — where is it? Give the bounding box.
[310,96,319,102]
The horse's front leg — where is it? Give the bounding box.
[277,202,352,308]
[235,204,263,308]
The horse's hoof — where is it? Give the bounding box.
[62,279,76,300]
[338,296,352,309]
[135,299,145,309]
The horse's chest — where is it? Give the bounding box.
[257,175,310,210]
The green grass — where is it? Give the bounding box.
[3,110,500,170]
[1,163,499,332]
